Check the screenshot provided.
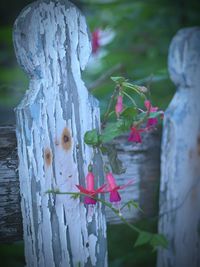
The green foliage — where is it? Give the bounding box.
[101,120,127,143]
[134,231,153,247]
[0,26,28,108]
[120,107,137,120]
[84,129,100,145]
[121,199,141,212]
[103,144,126,174]
[110,76,126,84]
[0,242,25,267]
[150,233,168,251]
[135,231,168,250]
[148,111,162,118]
[83,0,200,113]
[107,219,158,267]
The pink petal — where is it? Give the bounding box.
[119,179,134,190]
[76,185,91,195]
[144,100,151,110]
[92,29,100,54]
[106,173,117,190]
[115,95,123,116]
[150,107,158,112]
[147,118,158,127]
[86,172,95,191]
[128,128,142,143]
[95,184,107,194]
[110,190,121,202]
[84,196,97,205]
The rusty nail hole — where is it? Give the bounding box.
[44,148,52,166]
[86,242,89,248]
[61,128,72,151]
[64,135,69,143]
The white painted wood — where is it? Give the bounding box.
[13,1,107,266]
[157,27,200,267]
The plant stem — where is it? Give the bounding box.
[47,190,141,234]
[101,86,119,128]
[121,91,137,107]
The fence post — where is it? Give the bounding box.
[13,1,107,266]
[157,27,200,267]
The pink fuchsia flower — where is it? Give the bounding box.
[92,28,115,54]
[128,126,144,143]
[144,100,159,128]
[92,29,100,54]
[115,95,123,118]
[76,170,106,205]
[105,172,133,203]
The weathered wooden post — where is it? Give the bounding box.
[13,0,107,266]
[157,27,200,267]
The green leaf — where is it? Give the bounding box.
[105,144,126,174]
[84,130,100,146]
[127,200,140,210]
[99,145,108,154]
[122,82,146,98]
[101,122,122,143]
[111,76,126,84]
[120,107,137,120]
[71,193,80,200]
[134,231,153,247]
[150,234,168,250]
[101,119,131,143]
[117,118,132,132]
[148,111,162,118]
[136,112,147,121]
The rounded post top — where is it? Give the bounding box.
[13,0,91,79]
[168,27,200,88]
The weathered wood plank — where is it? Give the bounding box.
[13,1,107,266]
[0,126,22,243]
[157,27,200,267]
[106,129,161,224]
[0,126,161,242]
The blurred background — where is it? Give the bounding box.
[0,0,200,266]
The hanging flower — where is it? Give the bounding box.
[144,100,159,128]
[105,172,133,203]
[92,29,100,54]
[92,28,115,54]
[128,126,144,143]
[115,95,123,118]
[76,167,106,205]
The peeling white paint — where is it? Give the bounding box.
[13,1,107,266]
[21,6,31,18]
[88,234,97,266]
